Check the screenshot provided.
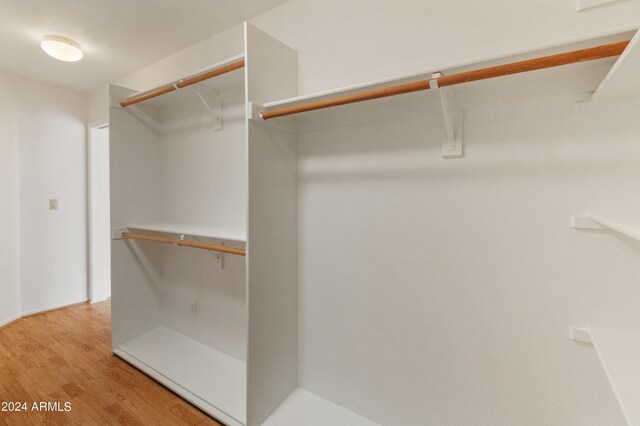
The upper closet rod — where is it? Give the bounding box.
[122,232,246,256]
[120,58,245,108]
[261,40,629,120]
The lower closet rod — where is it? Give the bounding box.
[121,232,246,256]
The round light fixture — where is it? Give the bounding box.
[41,35,83,62]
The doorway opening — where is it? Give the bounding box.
[88,120,110,303]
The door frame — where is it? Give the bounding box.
[87,119,110,303]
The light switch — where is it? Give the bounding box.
[49,199,58,210]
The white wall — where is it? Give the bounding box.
[0,71,21,326]
[86,0,640,424]
[0,70,88,318]
[292,92,640,425]
[157,89,248,361]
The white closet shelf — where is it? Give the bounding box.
[120,54,246,109]
[259,32,633,120]
[118,223,246,243]
[577,0,622,11]
[570,212,640,243]
[570,325,640,425]
[593,29,640,101]
[262,389,380,426]
[114,327,246,426]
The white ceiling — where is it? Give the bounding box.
[0,0,290,92]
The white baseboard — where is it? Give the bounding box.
[0,313,22,329]
[20,298,88,317]
[0,299,91,330]
[90,296,111,304]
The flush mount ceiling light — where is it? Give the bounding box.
[41,35,83,62]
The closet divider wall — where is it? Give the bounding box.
[110,23,299,426]
[244,24,298,426]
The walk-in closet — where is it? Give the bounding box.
[108,18,640,425]
[2,1,640,426]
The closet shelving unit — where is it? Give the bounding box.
[110,49,250,426]
[245,29,638,426]
[570,325,640,425]
[110,23,303,426]
[252,33,634,154]
[593,28,640,100]
[556,31,640,426]
[258,42,627,120]
[570,215,640,424]
[121,223,246,244]
[567,33,640,422]
[111,22,639,426]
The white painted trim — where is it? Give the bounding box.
[87,120,111,304]
[88,119,109,130]
[0,313,22,328]
[1,299,91,329]
[20,297,88,317]
[90,296,111,304]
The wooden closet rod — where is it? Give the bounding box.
[261,40,629,120]
[120,85,176,108]
[120,59,245,108]
[176,59,245,88]
[122,232,246,256]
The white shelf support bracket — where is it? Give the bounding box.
[591,29,639,102]
[570,214,605,230]
[569,326,593,345]
[190,235,224,268]
[571,212,640,242]
[430,73,463,159]
[191,86,222,131]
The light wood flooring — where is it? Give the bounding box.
[0,301,222,425]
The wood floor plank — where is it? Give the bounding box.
[105,402,144,426]
[0,302,223,426]
[166,400,208,425]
